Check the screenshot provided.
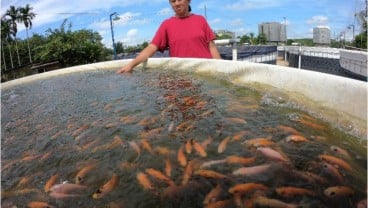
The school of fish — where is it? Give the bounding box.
[1,70,367,208]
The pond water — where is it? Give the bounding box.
[1,68,366,208]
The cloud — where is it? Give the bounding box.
[306,15,328,26]
[225,0,285,11]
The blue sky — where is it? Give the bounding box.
[1,0,365,49]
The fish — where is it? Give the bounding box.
[49,183,87,194]
[226,155,256,165]
[154,146,172,156]
[275,186,315,198]
[218,136,231,153]
[27,201,55,208]
[330,145,351,159]
[182,159,195,185]
[292,169,328,184]
[185,139,193,154]
[257,147,289,162]
[225,117,247,124]
[177,145,187,167]
[44,174,59,192]
[203,184,222,205]
[253,196,298,208]
[205,199,233,208]
[232,164,271,176]
[243,137,274,147]
[321,162,344,183]
[75,164,96,184]
[285,134,309,142]
[129,141,141,155]
[228,183,268,195]
[92,136,123,153]
[49,192,84,199]
[165,159,172,177]
[140,139,154,154]
[276,125,301,135]
[194,169,227,179]
[318,154,352,171]
[72,124,89,137]
[193,140,207,157]
[145,168,175,186]
[200,159,227,169]
[232,130,249,141]
[323,186,354,198]
[136,172,154,190]
[201,136,213,149]
[93,174,119,199]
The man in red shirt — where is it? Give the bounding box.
[117,0,221,73]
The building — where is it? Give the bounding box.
[215,30,235,38]
[313,26,331,46]
[258,22,286,44]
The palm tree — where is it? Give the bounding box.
[18,4,36,63]
[1,18,15,68]
[5,6,21,66]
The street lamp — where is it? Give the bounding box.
[348,24,355,40]
[110,12,119,60]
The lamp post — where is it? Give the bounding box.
[110,12,118,60]
[348,24,355,41]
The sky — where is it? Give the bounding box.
[1,0,365,49]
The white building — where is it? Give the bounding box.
[313,26,331,46]
[258,22,286,44]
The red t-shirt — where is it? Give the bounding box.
[151,14,216,58]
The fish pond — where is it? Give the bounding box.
[1,68,367,208]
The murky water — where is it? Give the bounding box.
[1,68,366,208]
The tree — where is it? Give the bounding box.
[115,41,124,54]
[257,33,267,45]
[4,5,21,66]
[1,18,15,69]
[18,4,36,63]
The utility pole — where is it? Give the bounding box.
[204,5,207,19]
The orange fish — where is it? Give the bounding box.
[182,160,194,185]
[44,174,59,192]
[276,125,301,135]
[93,174,119,199]
[203,184,222,205]
[232,164,271,176]
[253,196,298,208]
[193,140,207,157]
[318,154,352,171]
[257,147,289,162]
[154,146,172,156]
[232,130,249,141]
[201,136,213,149]
[194,169,227,179]
[205,199,233,208]
[226,155,256,165]
[27,201,55,208]
[285,134,309,142]
[75,164,96,184]
[140,139,154,154]
[200,159,227,169]
[177,145,187,167]
[322,162,344,183]
[218,136,231,153]
[228,183,268,195]
[330,145,351,159]
[129,141,141,155]
[324,186,354,198]
[165,159,172,177]
[225,117,247,124]
[145,168,175,186]
[243,137,274,147]
[136,172,154,190]
[276,186,315,198]
[185,139,193,154]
